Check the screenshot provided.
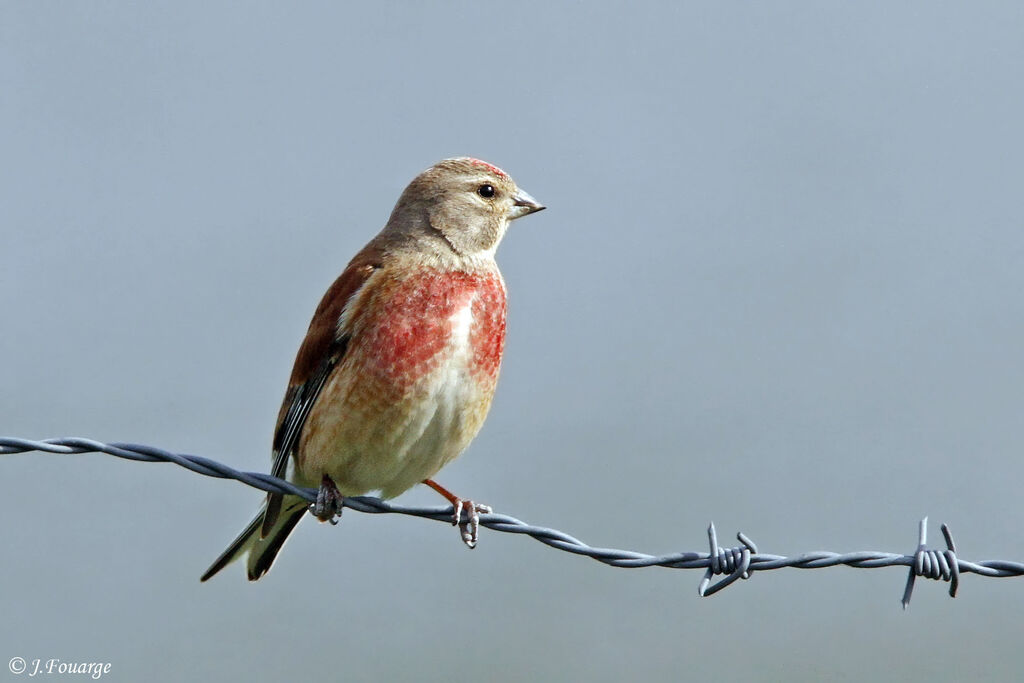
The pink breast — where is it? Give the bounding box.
[469,276,506,380]
[360,270,506,395]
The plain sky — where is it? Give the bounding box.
[3,2,1024,681]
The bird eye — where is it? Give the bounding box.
[477,184,495,199]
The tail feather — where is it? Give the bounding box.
[246,503,305,580]
[200,495,307,582]
[200,510,262,582]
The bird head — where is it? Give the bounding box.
[385,158,545,258]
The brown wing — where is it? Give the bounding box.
[261,245,382,536]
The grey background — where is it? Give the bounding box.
[3,2,1023,681]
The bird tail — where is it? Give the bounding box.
[200,495,307,582]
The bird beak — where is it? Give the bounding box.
[510,189,545,219]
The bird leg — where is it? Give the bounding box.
[311,473,344,524]
[423,479,491,549]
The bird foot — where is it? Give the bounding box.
[452,499,492,549]
[310,474,344,524]
[423,478,490,549]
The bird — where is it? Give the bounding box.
[201,158,544,581]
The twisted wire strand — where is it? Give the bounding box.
[3,437,1022,604]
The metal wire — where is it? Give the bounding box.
[3,436,1022,605]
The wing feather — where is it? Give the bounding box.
[261,247,382,535]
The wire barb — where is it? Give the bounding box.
[699,523,757,597]
[901,517,961,609]
[2,437,1022,604]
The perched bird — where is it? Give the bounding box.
[201,158,544,581]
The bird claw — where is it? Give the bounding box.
[452,499,492,549]
[422,480,491,549]
[310,474,344,524]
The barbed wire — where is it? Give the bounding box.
[3,436,1022,605]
